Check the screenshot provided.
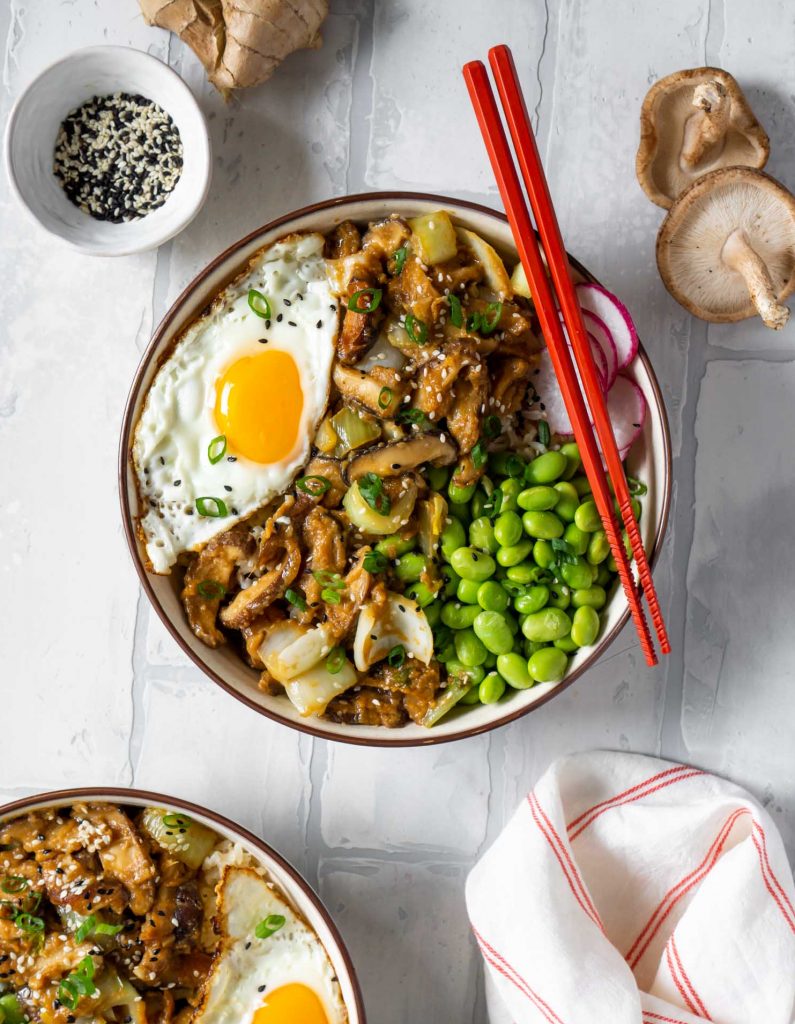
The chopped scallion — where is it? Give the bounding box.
[195,496,228,518]
[248,289,272,319]
[208,434,227,464]
[348,287,382,314]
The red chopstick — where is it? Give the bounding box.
[488,44,670,655]
[462,59,659,667]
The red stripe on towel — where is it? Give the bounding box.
[666,936,711,1021]
[473,926,568,1024]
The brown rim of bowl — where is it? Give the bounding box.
[0,786,367,1023]
[119,190,673,748]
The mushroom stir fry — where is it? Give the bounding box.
[177,212,642,727]
[0,804,222,1024]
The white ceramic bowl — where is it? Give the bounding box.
[0,788,365,1022]
[120,192,672,747]
[5,46,211,257]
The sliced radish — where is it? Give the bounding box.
[530,350,573,435]
[604,374,647,458]
[576,283,638,370]
[557,312,608,392]
[582,309,618,390]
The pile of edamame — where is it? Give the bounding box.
[393,442,644,714]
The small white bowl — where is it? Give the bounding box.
[5,46,211,257]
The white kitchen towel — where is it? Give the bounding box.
[466,752,795,1024]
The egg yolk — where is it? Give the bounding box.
[253,983,329,1024]
[214,350,303,464]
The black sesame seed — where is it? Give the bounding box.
[316,319,323,328]
[227,456,237,462]
[276,313,284,322]
[258,338,269,344]
[257,986,267,993]
[224,485,232,492]
[288,320,297,327]
[283,299,292,306]
[173,479,181,486]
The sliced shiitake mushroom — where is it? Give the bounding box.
[332,362,408,418]
[345,433,457,482]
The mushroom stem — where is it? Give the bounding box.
[721,228,791,330]
[680,81,731,171]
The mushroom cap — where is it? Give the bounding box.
[656,167,795,323]
[637,67,769,209]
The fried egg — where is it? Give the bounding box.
[133,233,338,573]
[194,866,347,1024]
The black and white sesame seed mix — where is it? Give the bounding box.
[53,92,183,223]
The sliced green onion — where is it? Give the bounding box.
[537,420,550,447]
[75,915,96,943]
[94,922,124,937]
[23,891,42,914]
[404,314,428,345]
[363,550,388,574]
[348,287,383,314]
[57,980,80,1011]
[392,246,408,275]
[195,496,228,518]
[502,580,527,597]
[15,913,44,934]
[197,579,226,600]
[481,301,503,335]
[466,311,481,332]
[387,644,405,668]
[359,472,391,515]
[627,476,648,497]
[255,914,286,940]
[59,955,97,1008]
[483,489,504,519]
[1,877,28,895]
[395,407,426,426]
[285,588,307,612]
[482,415,501,439]
[296,475,331,496]
[505,455,525,478]
[326,646,346,674]
[447,293,463,327]
[162,813,192,829]
[551,538,575,555]
[208,434,227,464]
[248,289,272,319]
[378,386,394,410]
[471,440,486,469]
[321,588,342,605]
[312,570,345,589]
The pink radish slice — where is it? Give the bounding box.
[556,312,608,391]
[531,350,574,435]
[604,374,647,458]
[576,283,639,370]
[582,309,618,390]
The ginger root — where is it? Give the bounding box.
[139,0,328,93]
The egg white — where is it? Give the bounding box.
[194,866,348,1024]
[133,232,338,573]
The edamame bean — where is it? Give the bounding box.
[489,452,526,478]
[571,605,600,647]
[494,511,523,547]
[560,442,581,480]
[424,600,442,628]
[447,501,471,527]
[441,602,481,629]
[517,485,558,511]
[459,686,482,705]
[375,534,416,559]
[447,659,486,688]
[440,518,466,561]
[522,510,564,540]
[560,557,596,590]
[496,652,534,689]
[533,539,555,569]
[523,638,545,657]
[498,477,523,512]
[451,546,496,582]
[527,646,568,683]
[427,465,450,492]
[548,582,571,610]
[574,500,601,533]
[587,529,610,565]
[595,566,612,587]
[553,481,579,522]
[469,516,500,554]
[477,580,510,612]
[521,607,572,642]
[395,551,429,582]
[496,539,534,567]
[473,611,514,655]
[554,635,579,653]
[524,450,567,485]
[504,611,520,635]
[448,478,477,505]
[514,585,550,615]
[563,522,590,556]
[441,563,461,597]
[483,651,498,669]
[455,628,488,667]
[571,585,607,609]
[471,488,489,519]
[479,672,506,704]
[457,578,482,604]
[405,581,435,607]
[572,475,592,497]
[436,638,456,663]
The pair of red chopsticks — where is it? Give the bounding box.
[464,46,669,666]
